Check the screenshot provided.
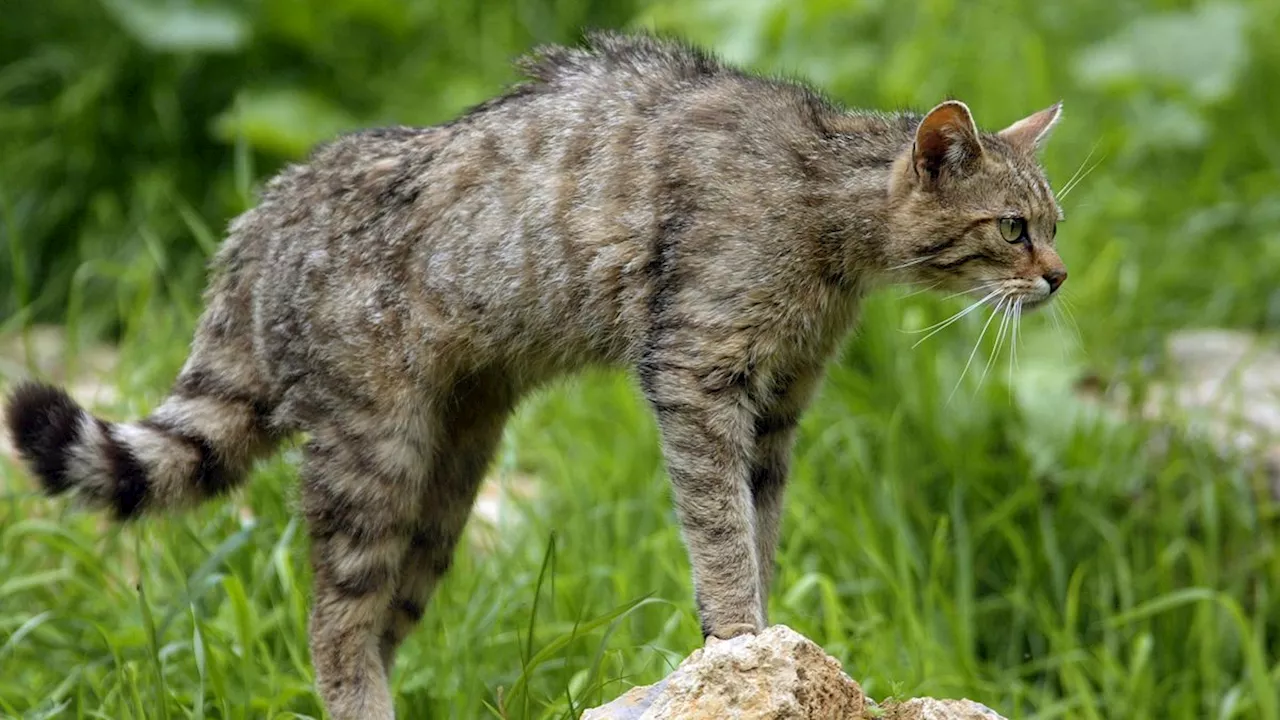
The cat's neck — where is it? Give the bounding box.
[810,113,917,284]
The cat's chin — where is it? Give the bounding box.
[976,292,1053,312]
[1018,296,1053,312]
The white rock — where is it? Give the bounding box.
[882,697,1005,719]
[582,625,1006,720]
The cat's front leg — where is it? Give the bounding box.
[751,364,825,620]
[639,359,763,640]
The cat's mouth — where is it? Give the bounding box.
[946,278,1057,313]
[972,287,1053,313]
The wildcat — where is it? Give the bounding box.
[5,31,1066,719]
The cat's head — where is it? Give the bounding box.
[885,100,1066,311]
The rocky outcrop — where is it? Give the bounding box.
[582,625,1004,719]
[1076,328,1280,501]
[879,697,1005,719]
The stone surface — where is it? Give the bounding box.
[582,625,1006,720]
[1076,327,1280,500]
[880,698,1005,719]
[1149,329,1280,453]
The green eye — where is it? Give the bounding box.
[999,217,1027,243]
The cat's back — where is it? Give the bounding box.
[228,32,850,401]
[244,32,732,266]
[249,31,827,267]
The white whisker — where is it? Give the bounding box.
[1016,300,1025,365]
[978,299,1013,391]
[1049,303,1067,360]
[887,255,938,271]
[899,281,942,298]
[908,289,1002,346]
[1057,294,1084,351]
[1008,298,1023,394]
[942,280,1002,301]
[947,296,1007,405]
[1059,153,1107,200]
[1056,140,1099,197]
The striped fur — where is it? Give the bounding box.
[3,31,1068,719]
[5,381,272,519]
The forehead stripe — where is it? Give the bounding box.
[1010,159,1057,217]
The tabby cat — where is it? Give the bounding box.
[5,31,1066,719]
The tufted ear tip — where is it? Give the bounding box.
[999,102,1063,152]
[913,100,984,183]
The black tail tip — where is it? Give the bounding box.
[4,381,85,495]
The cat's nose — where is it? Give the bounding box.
[1043,268,1067,294]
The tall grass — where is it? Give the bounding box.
[3,0,1279,718]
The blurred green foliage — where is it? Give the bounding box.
[2,0,1280,718]
[0,0,637,333]
[5,0,1280,346]
[4,0,1280,350]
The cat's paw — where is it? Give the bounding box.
[704,623,759,647]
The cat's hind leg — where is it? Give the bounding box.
[301,409,433,720]
[378,371,515,671]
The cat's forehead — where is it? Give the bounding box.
[981,138,1062,220]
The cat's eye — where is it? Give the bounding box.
[999,217,1028,244]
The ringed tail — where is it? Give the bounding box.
[4,374,277,520]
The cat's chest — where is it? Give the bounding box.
[741,279,864,377]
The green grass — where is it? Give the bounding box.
[3,0,1280,718]
[4,304,1277,719]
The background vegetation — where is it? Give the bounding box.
[2,0,1278,718]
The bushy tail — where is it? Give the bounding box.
[5,373,278,520]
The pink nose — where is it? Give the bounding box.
[1043,268,1067,293]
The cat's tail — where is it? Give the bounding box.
[4,370,279,520]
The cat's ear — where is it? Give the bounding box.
[998,101,1062,152]
[913,100,984,183]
